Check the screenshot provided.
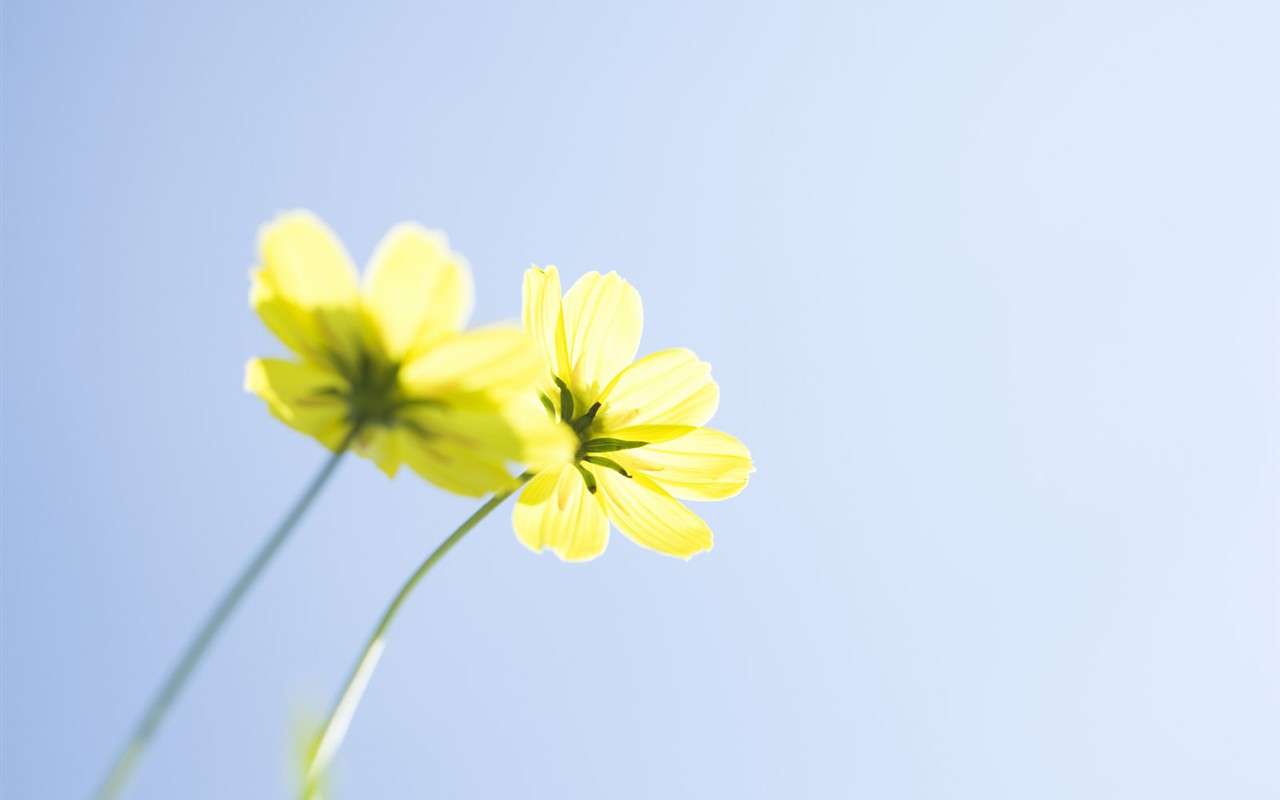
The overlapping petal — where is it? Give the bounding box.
[599,348,719,430]
[618,428,753,501]
[400,434,523,497]
[363,225,473,361]
[560,271,642,395]
[513,464,610,561]
[399,327,543,402]
[401,403,573,469]
[499,401,578,467]
[595,470,713,559]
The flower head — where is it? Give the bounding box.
[247,212,573,495]
[514,266,753,560]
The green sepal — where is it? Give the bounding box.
[583,455,632,478]
[583,438,647,453]
[553,376,575,423]
[571,402,601,435]
[574,463,598,494]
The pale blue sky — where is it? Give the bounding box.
[3,1,1277,798]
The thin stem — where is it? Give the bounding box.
[304,474,532,796]
[94,428,361,800]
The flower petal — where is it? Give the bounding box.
[621,428,753,501]
[560,271,643,396]
[398,326,543,402]
[600,424,698,445]
[363,224,473,361]
[522,265,569,381]
[257,212,360,307]
[596,469,712,559]
[253,212,365,368]
[599,348,719,429]
[513,464,610,561]
[245,358,351,449]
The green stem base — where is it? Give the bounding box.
[303,474,530,796]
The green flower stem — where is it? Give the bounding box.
[94,428,361,800]
[304,473,532,796]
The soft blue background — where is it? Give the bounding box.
[3,1,1277,797]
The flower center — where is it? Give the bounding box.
[541,376,647,493]
[342,352,406,428]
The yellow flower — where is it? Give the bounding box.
[513,266,753,560]
[246,212,573,496]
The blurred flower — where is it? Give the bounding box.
[513,266,753,560]
[247,212,573,495]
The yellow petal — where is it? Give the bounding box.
[560,271,643,395]
[398,326,542,402]
[602,424,698,445]
[245,358,351,450]
[513,464,610,561]
[399,433,520,497]
[620,428,753,501]
[596,469,712,559]
[253,212,365,368]
[363,224,473,361]
[250,280,322,365]
[522,265,568,380]
[257,212,360,307]
[599,348,719,429]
